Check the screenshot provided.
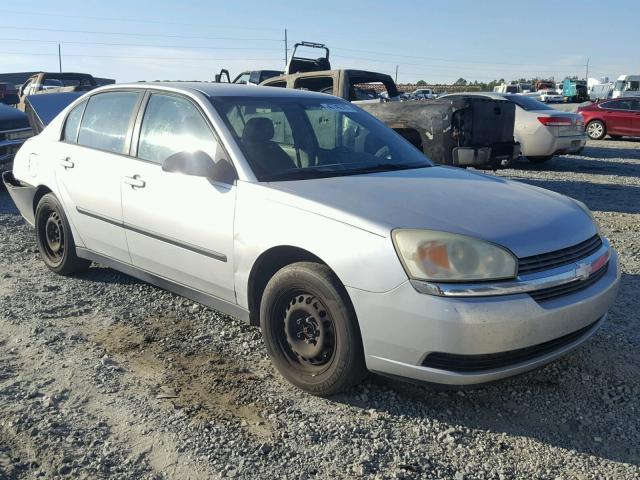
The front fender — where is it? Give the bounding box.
[233,182,408,309]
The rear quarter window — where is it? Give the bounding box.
[62,100,87,143]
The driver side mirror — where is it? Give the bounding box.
[162,151,238,184]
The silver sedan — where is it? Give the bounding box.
[3,83,619,395]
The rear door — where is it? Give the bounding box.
[55,90,142,262]
[120,91,237,302]
[601,99,634,135]
[630,99,640,135]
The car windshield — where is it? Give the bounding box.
[212,96,432,181]
[504,95,553,111]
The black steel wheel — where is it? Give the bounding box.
[35,193,90,274]
[260,262,367,396]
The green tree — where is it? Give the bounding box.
[454,78,468,86]
[416,79,427,86]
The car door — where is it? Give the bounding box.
[55,90,143,262]
[601,99,633,135]
[120,91,236,302]
[630,99,640,135]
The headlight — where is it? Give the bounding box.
[574,200,602,236]
[392,229,517,282]
[6,129,32,141]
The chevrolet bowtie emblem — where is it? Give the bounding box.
[575,262,592,280]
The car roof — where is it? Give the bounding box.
[94,81,335,100]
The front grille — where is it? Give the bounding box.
[518,235,602,275]
[421,320,598,372]
[529,264,608,302]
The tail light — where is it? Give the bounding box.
[575,115,584,126]
[538,116,572,126]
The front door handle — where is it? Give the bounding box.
[123,176,146,188]
[59,158,74,169]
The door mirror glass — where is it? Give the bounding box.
[162,150,237,183]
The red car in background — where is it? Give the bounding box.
[579,98,640,140]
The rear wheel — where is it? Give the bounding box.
[586,120,606,140]
[35,193,90,275]
[528,155,553,163]
[260,262,367,396]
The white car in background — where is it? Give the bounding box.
[442,93,587,163]
[538,89,564,103]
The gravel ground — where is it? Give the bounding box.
[0,138,639,480]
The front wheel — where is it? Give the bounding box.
[35,193,91,275]
[586,120,606,140]
[260,262,367,396]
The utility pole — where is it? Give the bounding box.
[284,28,288,67]
[585,58,589,80]
[58,43,62,72]
[395,65,398,83]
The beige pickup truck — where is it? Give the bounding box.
[17,72,97,111]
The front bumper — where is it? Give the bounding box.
[0,128,32,169]
[347,249,620,385]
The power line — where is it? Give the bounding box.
[0,25,282,42]
[2,9,283,31]
[0,37,282,51]
[0,51,282,62]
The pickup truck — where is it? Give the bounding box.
[18,72,97,110]
[261,42,519,168]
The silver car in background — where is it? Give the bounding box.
[3,83,619,395]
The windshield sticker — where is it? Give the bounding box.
[321,103,358,113]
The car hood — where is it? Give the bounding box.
[266,166,596,258]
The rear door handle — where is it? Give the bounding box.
[123,176,146,188]
[59,158,74,169]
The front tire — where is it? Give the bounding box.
[260,262,367,396]
[35,193,90,275]
[586,120,606,140]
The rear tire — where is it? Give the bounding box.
[35,193,91,275]
[528,155,553,163]
[260,262,367,396]
[586,120,606,140]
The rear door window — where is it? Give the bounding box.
[602,99,633,110]
[294,76,334,95]
[77,91,141,154]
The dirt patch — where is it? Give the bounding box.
[92,320,273,440]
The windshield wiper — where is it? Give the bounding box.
[343,162,430,174]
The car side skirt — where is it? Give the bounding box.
[76,247,250,323]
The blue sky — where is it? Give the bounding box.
[1,0,638,84]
